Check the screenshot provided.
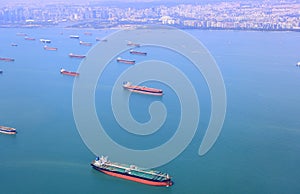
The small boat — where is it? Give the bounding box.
[0,69,3,74]
[0,126,17,135]
[44,45,58,51]
[60,68,79,76]
[79,41,92,46]
[123,81,163,96]
[69,53,86,59]
[127,41,140,47]
[24,37,35,41]
[11,43,18,46]
[117,57,135,64]
[296,62,300,67]
[130,50,147,56]
[91,156,173,187]
[70,35,80,39]
[0,57,14,62]
[40,39,51,43]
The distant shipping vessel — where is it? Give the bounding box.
[91,156,173,187]
[44,45,58,51]
[127,41,140,47]
[123,81,163,96]
[16,33,27,36]
[69,35,80,39]
[40,39,51,43]
[60,68,79,76]
[79,41,92,46]
[11,43,18,46]
[117,57,135,64]
[0,126,17,135]
[24,37,35,41]
[0,57,14,62]
[0,69,3,74]
[130,50,147,56]
[96,38,107,42]
[84,32,92,36]
[69,53,86,58]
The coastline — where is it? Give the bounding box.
[1,23,299,33]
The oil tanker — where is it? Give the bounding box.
[91,156,173,187]
[69,53,86,59]
[60,68,79,76]
[123,81,163,96]
[116,57,135,64]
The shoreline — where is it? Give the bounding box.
[0,24,299,33]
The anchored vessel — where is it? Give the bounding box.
[0,126,17,135]
[123,81,163,96]
[117,57,135,64]
[44,46,58,51]
[60,68,79,76]
[96,37,107,42]
[40,39,51,43]
[79,41,92,46]
[127,41,140,47]
[69,35,80,39]
[69,53,86,58]
[130,50,147,56]
[24,37,35,41]
[0,57,14,62]
[91,156,173,187]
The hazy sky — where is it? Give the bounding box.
[1,0,204,6]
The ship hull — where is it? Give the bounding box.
[61,71,79,76]
[0,130,17,135]
[126,88,163,96]
[0,57,14,62]
[130,51,147,55]
[69,54,86,58]
[91,164,172,187]
[117,59,135,64]
[0,126,17,135]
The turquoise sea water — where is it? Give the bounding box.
[1,27,300,194]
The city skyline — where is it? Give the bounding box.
[0,0,299,32]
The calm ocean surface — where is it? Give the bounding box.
[1,27,300,194]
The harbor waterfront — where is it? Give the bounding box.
[0,27,300,193]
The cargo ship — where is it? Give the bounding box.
[84,32,92,36]
[24,37,35,41]
[44,45,58,51]
[79,41,92,46]
[40,39,51,43]
[69,35,80,39]
[123,81,163,96]
[16,33,27,36]
[117,57,135,64]
[91,156,173,187]
[60,68,79,76]
[0,57,14,62]
[69,53,86,59]
[96,38,107,42]
[130,50,147,56]
[127,41,140,47]
[0,126,17,135]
